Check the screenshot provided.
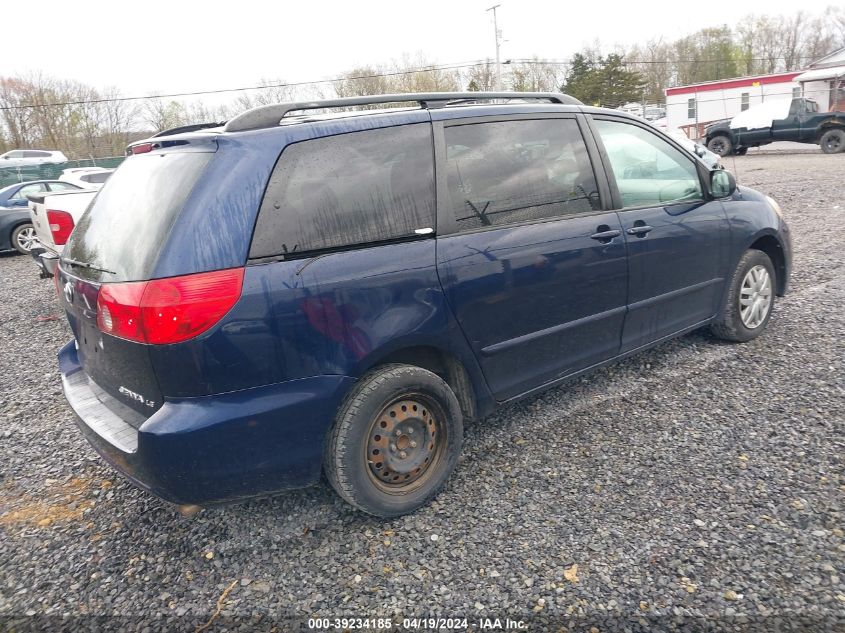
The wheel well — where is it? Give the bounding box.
[818,123,845,141]
[371,346,477,420]
[749,236,786,295]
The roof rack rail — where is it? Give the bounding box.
[152,121,226,138]
[223,92,581,133]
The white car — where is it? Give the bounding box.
[59,167,114,189]
[0,149,68,167]
[27,189,98,277]
[665,129,721,169]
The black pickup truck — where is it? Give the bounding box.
[705,98,845,156]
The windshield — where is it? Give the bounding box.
[64,152,212,282]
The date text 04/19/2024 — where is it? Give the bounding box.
[307,617,529,630]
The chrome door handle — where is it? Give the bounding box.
[626,225,653,236]
[590,229,621,241]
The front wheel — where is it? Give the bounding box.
[711,249,776,343]
[324,364,463,517]
[11,223,37,254]
[707,134,734,157]
[820,128,845,154]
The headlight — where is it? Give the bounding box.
[765,195,784,220]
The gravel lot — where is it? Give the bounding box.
[1,153,843,632]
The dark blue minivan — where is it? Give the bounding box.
[55,92,791,516]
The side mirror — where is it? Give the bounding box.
[710,169,737,198]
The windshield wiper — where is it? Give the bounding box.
[61,257,116,275]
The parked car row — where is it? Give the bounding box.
[37,91,790,518]
[0,167,113,258]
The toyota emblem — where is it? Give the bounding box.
[63,281,74,304]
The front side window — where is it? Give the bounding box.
[3,151,24,159]
[23,151,50,158]
[594,119,703,208]
[250,123,435,258]
[444,118,599,231]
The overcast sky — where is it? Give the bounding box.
[5,0,839,98]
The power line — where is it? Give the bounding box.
[0,54,832,111]
[0,60,494,112]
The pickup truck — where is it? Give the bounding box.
[27,189,97,277]
[705,97,845,156]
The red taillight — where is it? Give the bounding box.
[46,209,75,245]
[96,268,244,344]
[131,143,154,155]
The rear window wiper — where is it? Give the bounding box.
[61,257,116,275]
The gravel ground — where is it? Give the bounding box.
[1,153,843,632]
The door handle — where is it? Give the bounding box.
[590,228,621,242]
[626,225,653,236]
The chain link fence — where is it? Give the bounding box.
[0,157,125,189]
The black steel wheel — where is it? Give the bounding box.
[820,128,845,154]
[324,364,462,517]
[707,134,733,157]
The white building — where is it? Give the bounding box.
[664,71,801,139]
[794,47,845,112]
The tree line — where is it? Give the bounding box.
[1,6,842,159]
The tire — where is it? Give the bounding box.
[819,128,845,154]
[325,364,463,517]
[711,249,776,343]
[11,223,37,254]
[707,134,733,157]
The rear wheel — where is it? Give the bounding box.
[711,249,776,343]
[11,223,37,254]
[820,128,845,154]
[707,134,733,157]
[325,364,463,517]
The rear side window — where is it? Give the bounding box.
[65,152,212,282]
[250,123,435,259]
[81,172,111,184]
[24,151,51,158]
[444,118,600,231]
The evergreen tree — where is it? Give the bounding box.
[561,52,646,108]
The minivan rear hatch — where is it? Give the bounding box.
[58,147,214,418]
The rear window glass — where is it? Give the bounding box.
[64,152,212,282]
[250,123,435,259]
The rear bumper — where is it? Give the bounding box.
[30,242,59,278]
[58,341,355,505]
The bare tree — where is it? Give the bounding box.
[142,97,187,132]
[507,57,564,92]
[464,60,496,91]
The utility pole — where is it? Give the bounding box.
[486,4,502,91]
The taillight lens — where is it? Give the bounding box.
[46,209,75,245]
[96,268,244,344]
